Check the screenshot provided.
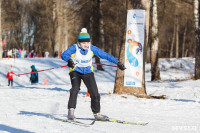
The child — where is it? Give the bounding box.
[61,28,126,121]
[6,69,16,86]
[30,65,39,85]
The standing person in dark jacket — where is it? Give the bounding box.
[30,65,38,85]
[61,28,126,121]
[6,69,16,86]
[42,51,45,57]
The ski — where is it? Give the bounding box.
[60,119,95,126]
[77,118,148,126]
[105,119,148,126]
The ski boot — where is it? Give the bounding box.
[67,108,75,120]
[94,113,109,121]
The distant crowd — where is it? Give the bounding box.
[2,49,59,58]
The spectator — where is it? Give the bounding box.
[6,69,16,86]
[54,51,58,58]
[45,51,49,58]
[18,49,22,58]
[3,50,7,58]
[30,65,38,85]
[42,51,45,57]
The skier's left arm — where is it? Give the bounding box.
[91,44,126,70]
[91,44,119,64]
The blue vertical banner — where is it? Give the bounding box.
[124,10,145,87]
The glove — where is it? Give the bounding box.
[68,59,75,68]
[117,62,126,70]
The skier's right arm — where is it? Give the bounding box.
[61,44,76,62]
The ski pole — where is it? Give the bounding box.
[17,65,68,76]
[92,62,118,67]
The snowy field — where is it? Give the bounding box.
[0,57,200,133]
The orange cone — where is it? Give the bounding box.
[86,90,90,97]
[44,78,48,85]
[10,65,13,68]
[8,56,10,60]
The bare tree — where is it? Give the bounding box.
[142,0,151,61]
[91,0,105,70]
[194,0,200,79]
[158,0,193,58]
[1,0,23,49]
[102,0,126,58]
[182,25,187,57]
[1,0,38,52]
[30,0,55,55]
[62,0,69,53]
[175,16,179,58]
[114,0,150,98]
[170,22,176,58]
[150,0,160,81]
[53,0,68,57]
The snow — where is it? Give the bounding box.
[0,57,200,133]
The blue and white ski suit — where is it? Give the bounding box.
[61,43,119,74]
[61,43,119,113]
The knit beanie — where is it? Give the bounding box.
[78,28,90,42]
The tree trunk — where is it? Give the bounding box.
[53,0,62,57]
[194,0,200,79]
[170,22,176,58]
[0,0,2,60]
[114,0,149,98]
[58,0,63,57]
[62,0,68,54]
[91,0,104,71]
[182,26,187,57]
[175,17,179,58]
[150,0,160,81]
[185,49,188,57]
[141,0,151,62]
[99,0,105,51]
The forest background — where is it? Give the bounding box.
[0,0,194,60]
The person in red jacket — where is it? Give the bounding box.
[6,69,16,86]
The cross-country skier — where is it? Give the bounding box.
[61,28,126,121]
[6,69,16,86]
[30,65,39,85]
